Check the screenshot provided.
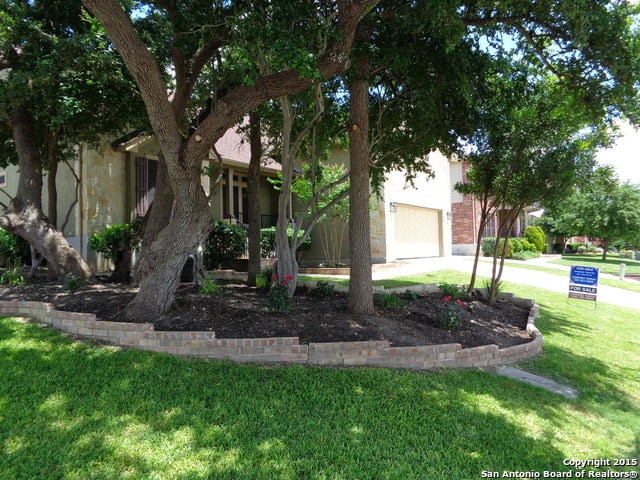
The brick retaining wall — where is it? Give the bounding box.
[0,299,542,369]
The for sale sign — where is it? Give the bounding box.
[568,265,599,302]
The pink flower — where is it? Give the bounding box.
[443,296,452,302]
[283,275,294,281]
[271,274,278,280]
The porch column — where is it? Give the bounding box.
[227,167,234,221]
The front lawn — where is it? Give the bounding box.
[1,271,638,479]
[553,255,640,275]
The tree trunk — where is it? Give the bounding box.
[47,131,59,228]
[273,96,299,296]
[126,155,212,321]
[82,0,376,316]
[247,111,262,287]
[131,155,174,286]
[111,247,133,283]
[0,105,94,282]
[467,195,493,295]
[347,55,374,314]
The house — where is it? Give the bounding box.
[1,130,455,271]
[299,148,453,266]
[449,160,540,255]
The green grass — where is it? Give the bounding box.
[1,269,639,479]
[473,256,640,294]
[299,270,465,290]
[553,255,640,275]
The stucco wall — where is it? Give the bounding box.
[301,148,453,265]
[382,151,453,261]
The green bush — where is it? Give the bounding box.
[481,237,496,257]
[267,283,293,313]
[315,280,335,297]
[62,273,87,292]
[199,276,223,295]
[260,226,312,258]
[566,242,588,254]
[203,220,247,270]
[511,250,541,261]
[524,225,546,253]
[374,292,406,309]
[510,238,524,252]
[0,228,30,266]
[438,298,466,330]
[88,221,139,259]
[0,263,25,285]
[481,237,512,258]
[437,282,466,301]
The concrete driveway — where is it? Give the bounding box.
[372,255,640,311]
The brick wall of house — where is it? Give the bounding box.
[451,162,482,255]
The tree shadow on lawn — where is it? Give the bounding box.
[0,317,588,479]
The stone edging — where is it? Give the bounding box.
[0,291,542,369]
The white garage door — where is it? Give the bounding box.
[394,205,441,258]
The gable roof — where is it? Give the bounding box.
[111,127,281,173]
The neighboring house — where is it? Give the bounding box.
[449,161,538,256]
[2,131,455,271]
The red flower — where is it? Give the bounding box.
[283,275,294,281]
[443,296,452,302]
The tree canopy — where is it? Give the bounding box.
[542,167,640,259]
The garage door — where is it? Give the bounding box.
[394,205,441,258]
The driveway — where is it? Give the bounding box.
[372,255,640,311]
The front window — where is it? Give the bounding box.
[135,157,157,217]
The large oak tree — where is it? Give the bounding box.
[0,0,144,280]
[81,0,378,320]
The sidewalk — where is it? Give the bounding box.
[371,255,640,311]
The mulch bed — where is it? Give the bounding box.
[0,271,533,348]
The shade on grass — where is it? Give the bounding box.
[1,271,638,479]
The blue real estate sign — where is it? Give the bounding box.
[568,265,599,302]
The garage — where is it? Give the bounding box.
[394,204,442,258]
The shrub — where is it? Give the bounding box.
[0,263,25,285]
[510,238,523,253]
[203,220,247,270]
[481,237,512,258]
[88,221,139,260]
[199,276,223,294]
[511,250,540,261]
[437,282,466,301]
[481,237,496,257]
[0,228,30,266]
[524,225,546,253]
[260,227,312,258]
[267,281,294,313]
[62,273,87,292]
[438,297,466,330]
[567,242,588,254]
[403,289,418,301]
[374,292,406,309]
[315,280,335,297]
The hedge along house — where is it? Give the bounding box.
[449,160,541,256]
[298,148,454,267]
[0,127,281,272]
